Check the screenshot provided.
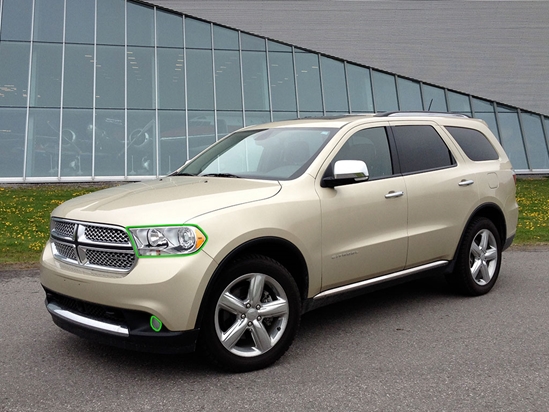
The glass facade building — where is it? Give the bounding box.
[1,0,548,182]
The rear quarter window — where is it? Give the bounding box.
[445,126,499,161]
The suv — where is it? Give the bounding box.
[40,113,518,372]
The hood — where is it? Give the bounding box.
[52,177,281,226]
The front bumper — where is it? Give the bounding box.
[45,288,199,353]
[40,239,217,334]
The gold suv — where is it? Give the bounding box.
[40,113,518,372]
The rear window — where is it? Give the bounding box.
[445,126,499,161]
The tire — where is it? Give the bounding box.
[199,255,301,372]
[448,217,502,296]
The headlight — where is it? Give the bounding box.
[128,225,207,257]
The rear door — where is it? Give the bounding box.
[389,121,479,267]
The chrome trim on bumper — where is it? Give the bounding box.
[46,302,129,337]
[313,260,449,300]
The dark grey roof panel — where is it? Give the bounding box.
[150,0,549,116]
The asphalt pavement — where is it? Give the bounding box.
[1,247,548,411]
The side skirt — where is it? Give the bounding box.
[302,261,449,314]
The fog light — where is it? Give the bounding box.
[150,315,163,332]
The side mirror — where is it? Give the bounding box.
[322,160,369,188]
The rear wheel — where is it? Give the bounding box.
[199,255,301,372]
[448,217,502,296]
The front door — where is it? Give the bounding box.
[316,126,408,290]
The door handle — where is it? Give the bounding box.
[385,191,404,199]
[458,179,475,187]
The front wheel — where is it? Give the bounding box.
[448,217,502,296]
[199,255,301,372]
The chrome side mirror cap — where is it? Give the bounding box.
[322,160,369,188]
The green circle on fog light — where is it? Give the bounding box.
[150,316,163,332]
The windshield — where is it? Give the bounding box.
[174,127,337,180]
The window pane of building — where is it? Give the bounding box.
[63,44,94,108]
[521,112,549,169]
[127,1,154,47]
[346,64,373,113]
[272,112,297,121]
[422,85,447,112]
[156,9,183,48]
[447,91,471,114]
[213,25,239,50]
[33,0,64,43]
[217,111,243,140]
[186,49,214,110]
[30,43,63,108]
[157,48,185,109]
[1,0,33,41]
[472,98,499,140]
[128,110,156,176]
[0,42,30,107]
[545,117,549,151]
[94,109,125,176]
[397,78,423,111]
[0,108,26,177]
[60,109,93,177]
[372,71,398,112]
[66,0,95,44]
[159,111,187,175]
[215,50,242,111]
[299,112,323,118]
[242,51,269,111]
[497,106,528,169]
[245,111,271,126]
[95,45,125,109]
[241,33,265,51]
[269,52,296,111]
[127,47,155,109]
[268,41,291,52]
[26,108,60,177]
[295,52,322,112]
[97,0,125,46]
[185,18,211,49]
[321,57,348,113]
[188,111,216,158]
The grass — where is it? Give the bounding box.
[0,178,548,267]
[514,177,549,244]
[0,184,113,267]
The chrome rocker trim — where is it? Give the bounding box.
[313,260,449,300]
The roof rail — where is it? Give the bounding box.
[374,111,471,118]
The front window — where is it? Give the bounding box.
[175,127,337,180]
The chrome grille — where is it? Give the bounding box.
[53,242,78,262]
[84,225,129,244]
[53,220,76,238]
[84,249,135,270]
[50,218,135,274]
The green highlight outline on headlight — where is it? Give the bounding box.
[125,223,208,258]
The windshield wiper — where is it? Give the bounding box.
[200,173,241,178]
[172,172,197,176]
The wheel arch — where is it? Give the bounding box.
[194,236,309,329]
[451,202,507,266]
[468,203,507,246]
